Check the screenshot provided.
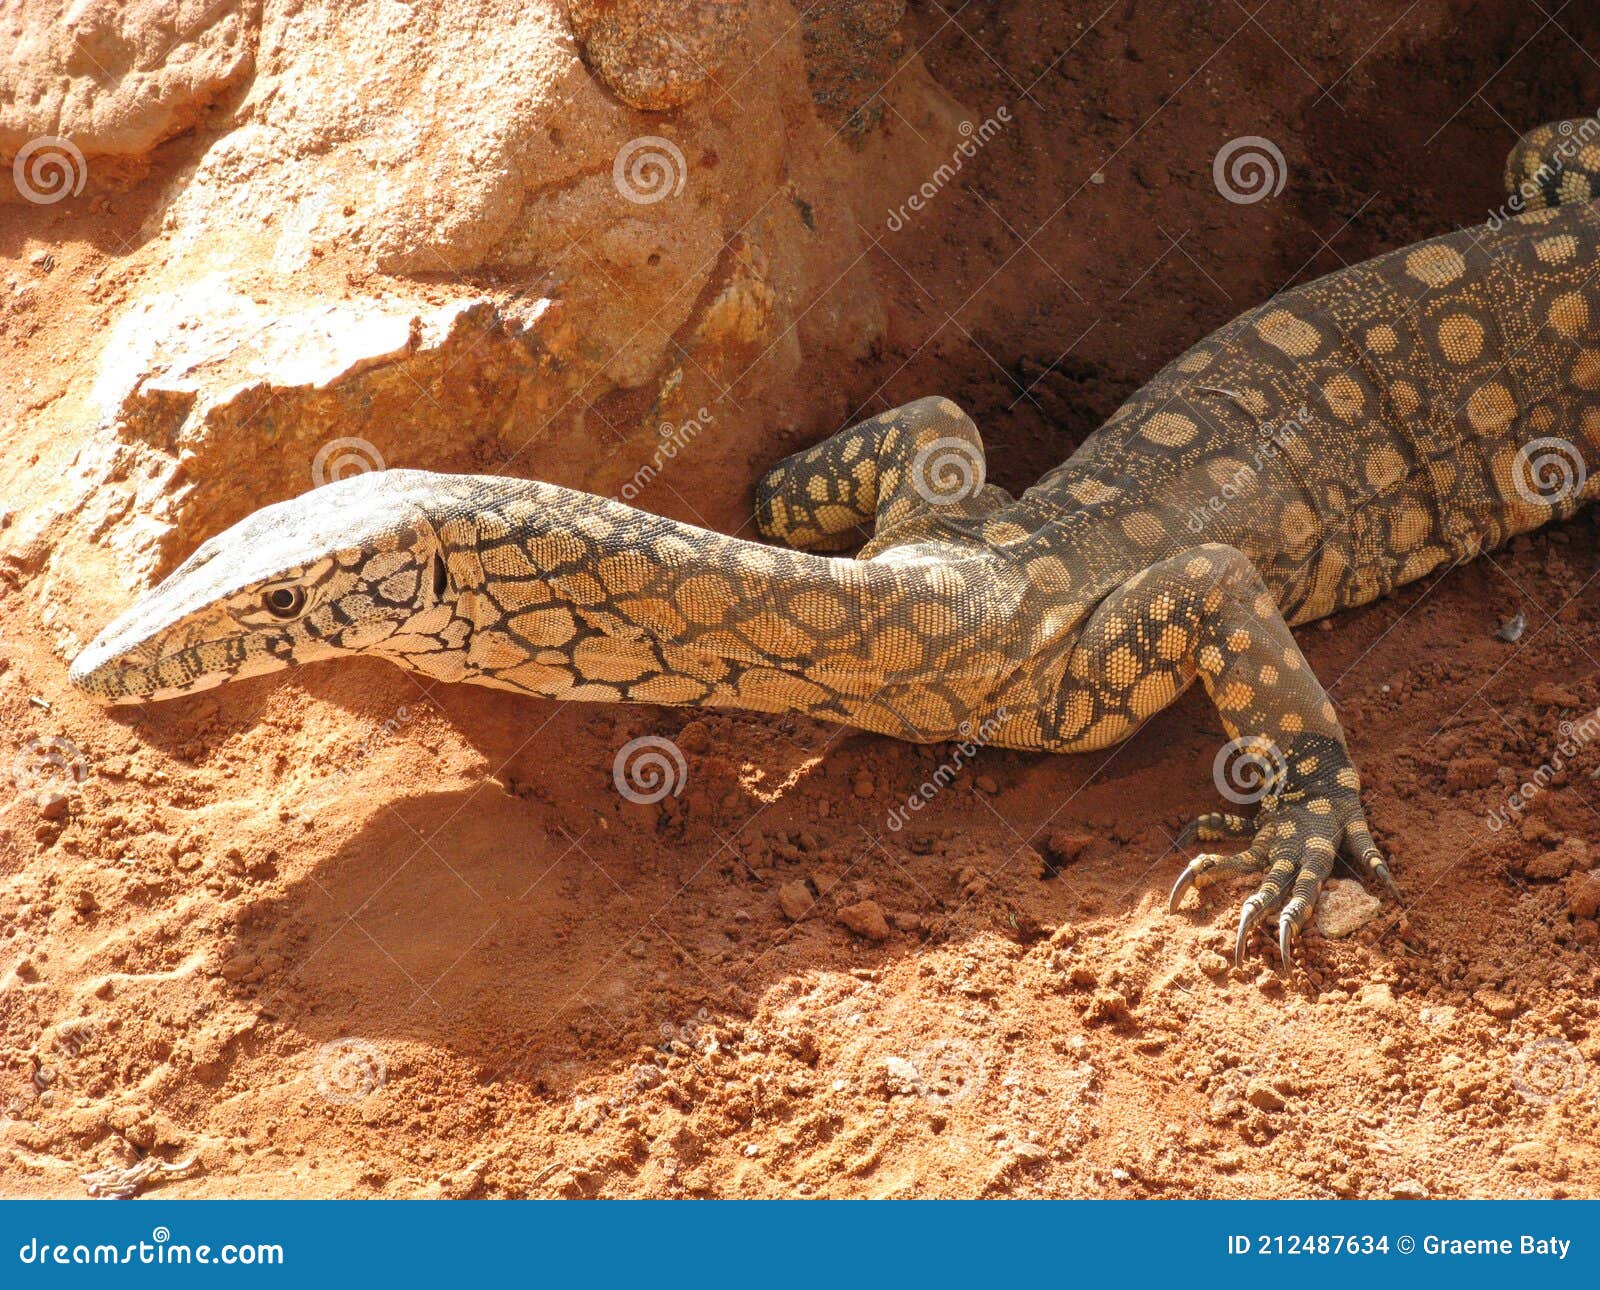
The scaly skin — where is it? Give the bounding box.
[71,123,1600,969]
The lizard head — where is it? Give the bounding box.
[70,469,468,704]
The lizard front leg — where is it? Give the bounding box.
[754,395,1010,551]
[1058,543,1398,968]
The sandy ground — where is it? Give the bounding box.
[5,0,1600,1198]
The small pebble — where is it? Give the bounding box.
[1495,611,1526,642]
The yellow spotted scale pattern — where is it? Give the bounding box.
[72,124,1600,968]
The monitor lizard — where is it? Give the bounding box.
[70,119,1600,969]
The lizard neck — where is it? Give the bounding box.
[441,478,1006,738]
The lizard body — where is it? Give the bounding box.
[71,123,1600,966]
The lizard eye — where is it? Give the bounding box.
[263,586,306,619]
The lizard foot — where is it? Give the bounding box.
[1168,737,1399,970]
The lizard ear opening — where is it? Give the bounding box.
[432,551,448,602]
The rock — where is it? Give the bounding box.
[1011,1141,1049,1163]
[800,0,909,124]
[1357,982,1396,1010]
[1083,986,1131,1025]
[777,881,812,922]
[883,1056,919,1096]
[1390,1179,1428,1199]
[975,774,999,795]
[1197,951,1230,977]
[1244,1078,1286,1112]
[837,900,890,941]
[1566,871,1600,919]
[92,282,568,572]
[1527,839,1587,880]
[569,0,752,111]
[1314,878,1383,938]
[0,0,258,158]
[1531,682,1581,707]
[1445,756,1498,790]
[1473,987,1519,1020]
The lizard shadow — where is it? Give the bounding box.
[208,664,1233,1127]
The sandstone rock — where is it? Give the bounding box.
[0,0,258,161]
[1566,870,1600,919]
[87,280,567,577]
[837,899,890,941]
[777,881,812,922]
[801,0,908,124]
[1244,1078,1286,1112]
[1314,878,1384,938]
[1527,837,1589,880]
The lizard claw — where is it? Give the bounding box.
[1369,854,1402,903]
[1168,847,1272,914]
[1235,893,1270,966]
[1167,866,1197,914]
[1277,897,1311,972]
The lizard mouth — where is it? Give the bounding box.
[69,617,275,705]
[69,639,235,705]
